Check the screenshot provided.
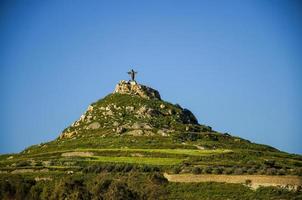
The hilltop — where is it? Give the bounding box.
[0,80,301,200]
[60,80,199,140]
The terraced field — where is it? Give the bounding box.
[0,148,231,168]
[89,156,183,165]
[164,173,302,189]
[1,151,301,200]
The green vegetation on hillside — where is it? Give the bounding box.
[1,92,302,199]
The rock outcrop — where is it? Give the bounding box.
[114,80,161,100]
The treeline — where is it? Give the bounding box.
[82,163,161,174]
[1,172,302,200]
[172,165,302,176]
[0,172,168,200]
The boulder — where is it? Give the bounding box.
[114,80,161,100]
[131,122,152,129]
[137,106,148,115]
[157,129,169,137]
[59,131,77,139]
[125,106,134,112]
[113,121,120,126]
[126,130,155,136]
[116,126,126,134]
[126,130,144,136]
[180,108,198,124]
[87,122,101,130]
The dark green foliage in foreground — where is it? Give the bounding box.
[0,174,36,200]
[0,173,301,200]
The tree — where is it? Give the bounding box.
[51,176,90,200]
[104,181,139,200]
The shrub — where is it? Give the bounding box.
[257,169,266,175]
[266,168,277,175]
[212,167,223,174]
[247,168,256,175]
[245,179,252,186]
[104,181,139,200]
[29,183,44,200]
[52,176,90,200]
[172,166,181,174]
[141,165,152,172]
[277,168,286,175]
[105,164,115,172]
[203,166,212,174]
[16,161,31,167]
[123,164,133,172]
[223,168,233,175]
[192,167,202,174]
[0,175,36,200]
[82,165,103,173]
[91,178,112,199]
[292,168,302,176]
[149,173,168,184]
[113,164,125,172]
[246,160,256,166]
[35,161,43,167]
[234,168,244,175]
[151,166,160,172]
[264,160,276,167]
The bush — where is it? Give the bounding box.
[174,132,201,142]
[105,181,139,200]
[223,168,233,175]
[245,179,252,186]
[123,164,133,172]
[266,168,277,175]
[264,160,276,167]
[29,183,44,200]
[91,178,113,199]
[203,166,212,174]
[0,175,36,200]
[149,173,168,184]
[52,176,90,200]
[83,165,103,173]
[141,165,152,172]
[277,168,286,175]
[113,164,125,172]
[35,161,43,167]
[172,166,181,174]
[292,168,302,176]
[257,169,266,175]
[234,168,244,175]
[192,167,202,174]
[16,161,31,167]
[212,167,223,174]
[247,168,256,175]
[105,164,115,172]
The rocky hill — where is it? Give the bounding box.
[0,80,301,200]
[60,80,199,139]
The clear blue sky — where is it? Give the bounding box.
[0,0,301,154]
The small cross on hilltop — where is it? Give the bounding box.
[127,69,137,81]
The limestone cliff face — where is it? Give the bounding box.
[114,80,161,100]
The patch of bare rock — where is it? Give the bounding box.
[114,80,161,100]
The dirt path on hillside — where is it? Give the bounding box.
[164,173,302,189]
[61,152,94,157]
